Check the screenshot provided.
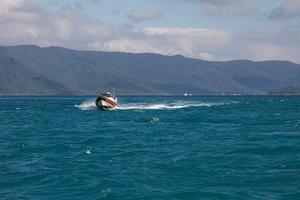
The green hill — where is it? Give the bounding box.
[1,45,300,95]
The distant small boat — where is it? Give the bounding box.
[95,92,119,110]
[184,93,192,96]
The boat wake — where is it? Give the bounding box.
[75,99,233,111]
[118,101,228,110]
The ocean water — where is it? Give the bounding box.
[0,96,299,199]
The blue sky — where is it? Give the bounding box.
[1,0,300,63]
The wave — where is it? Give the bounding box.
[75,99,235,111]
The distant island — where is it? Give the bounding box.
[268,86,300,95]
[1,45,300,95]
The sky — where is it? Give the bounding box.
[0,0,300,63]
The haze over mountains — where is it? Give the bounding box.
[0,45,300,95]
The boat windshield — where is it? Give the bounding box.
[101,92,113,97]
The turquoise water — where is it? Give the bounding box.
[0,96,300,199]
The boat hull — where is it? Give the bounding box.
[95,95,118,110]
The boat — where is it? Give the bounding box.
[95,92,119,110]
[183,93,192,96]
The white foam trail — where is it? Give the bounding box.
[76,99,236,111]
[75,99,97,110]
[117,101,227,110]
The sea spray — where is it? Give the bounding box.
[75,99,97,110]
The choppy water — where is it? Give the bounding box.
[1,96,300,199]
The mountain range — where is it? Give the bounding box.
[0,45,300,95]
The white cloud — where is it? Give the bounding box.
[86,27,231,60]
[142,27,231,57]
[0,0,23,14]
[127,11,162,23]
[198,52,217,61]
[87,39,163,54]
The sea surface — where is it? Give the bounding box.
[0,96,299,199]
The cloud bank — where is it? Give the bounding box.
[0,0,300,63]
